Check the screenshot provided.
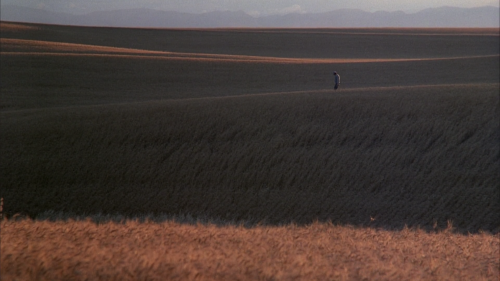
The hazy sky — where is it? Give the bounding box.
[2,0,499,15]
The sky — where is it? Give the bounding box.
[2,0,499,16]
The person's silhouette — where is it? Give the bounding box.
[333,71,340,90]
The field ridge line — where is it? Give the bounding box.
[2,83,498,114]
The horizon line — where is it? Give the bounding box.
[1,4,499,17]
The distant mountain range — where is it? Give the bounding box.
[1,5,499,28]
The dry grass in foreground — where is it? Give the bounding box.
[1,219,498,281]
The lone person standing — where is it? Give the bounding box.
[333,71,340,90]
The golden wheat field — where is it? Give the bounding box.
[0,22,499,280]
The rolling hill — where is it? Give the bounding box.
[1,20,499,281]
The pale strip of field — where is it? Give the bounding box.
[2,219,498,281]
[2,38,498,64]
[4,51,498,64]
[0,22,39,31]
[0,38,193,55]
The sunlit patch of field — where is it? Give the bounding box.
[0,22,39,32]
[3,38,497,64]
[2,219,498,281]
[1,22,499,280]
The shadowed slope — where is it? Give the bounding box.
[1,23,498,234]
[2,84,498,233]
[2,50,498,110]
